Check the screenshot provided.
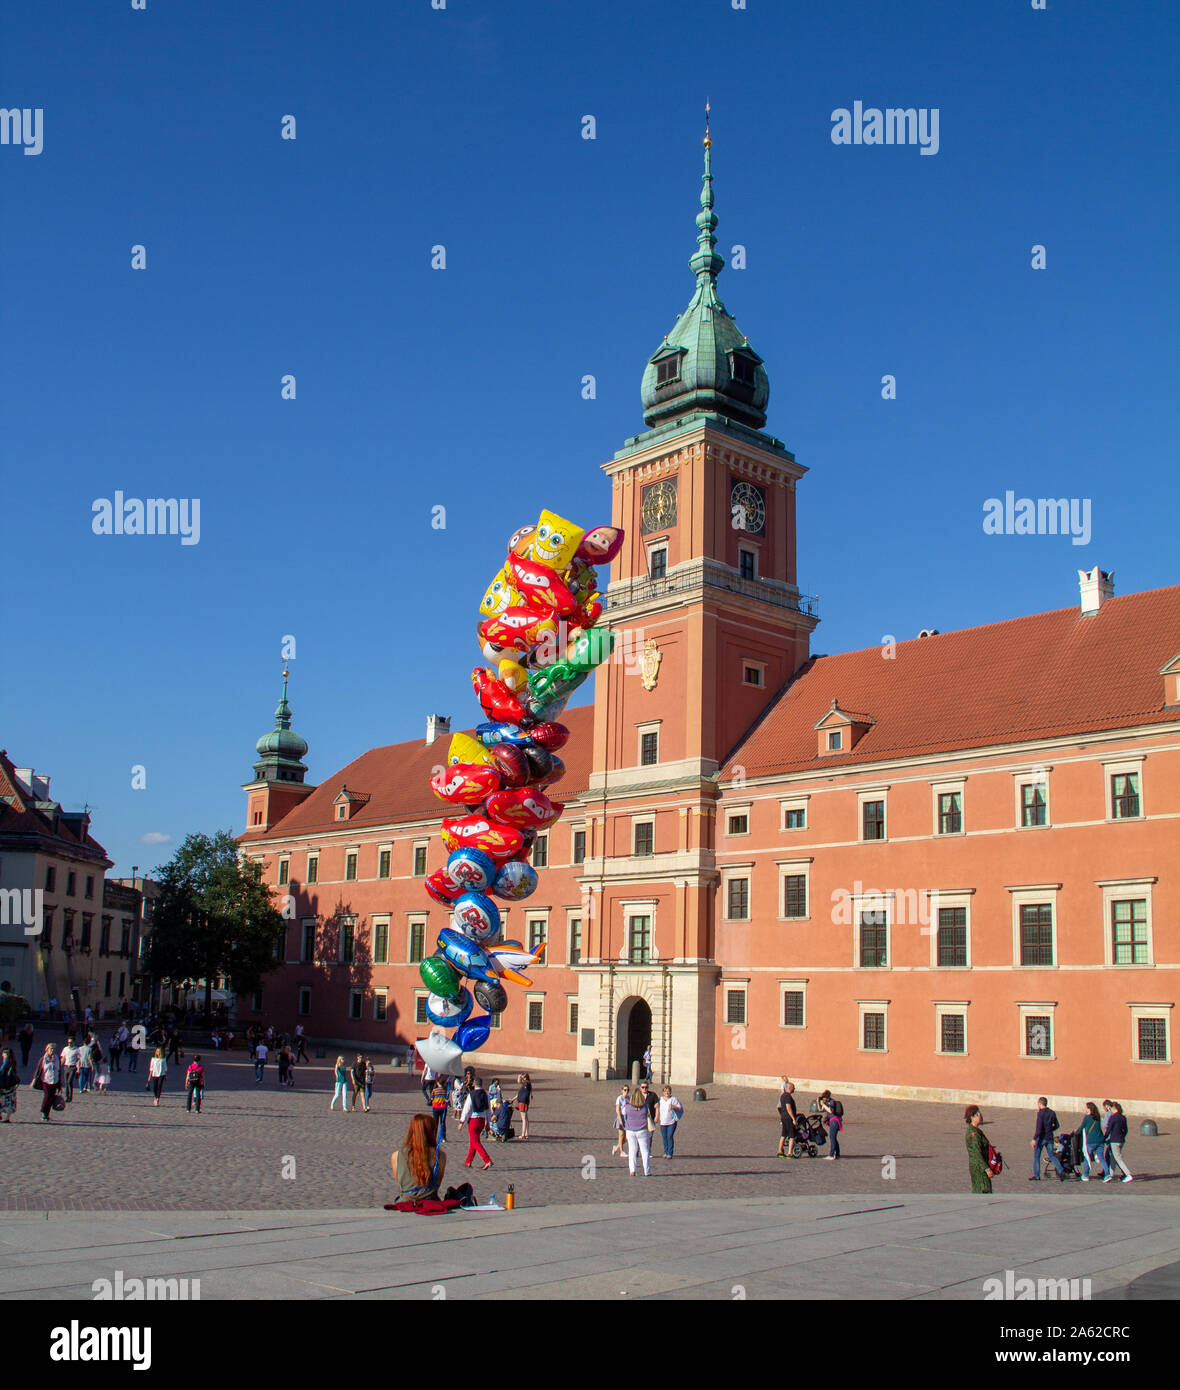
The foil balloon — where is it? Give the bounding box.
[533,752,565,789]
[419,956,461,999]
[447,731,493,767]
[485,787,563,829]
[473,978,509,1014]
[478,569,520,619]
[576,525,624,564]
[436,928,498,983]
[450,891,502,943]
[471,668,531,726]
[454,1015,493,1053]
[489,742,531,787]
[477,722,534,747]
[528,721,570,751]
[415,1031,463,1074]
[516,510,585,572]
[440,814,524,861]
[488,939,546,986]
[522,746,554,783]
[506,554,577,617]
[425,987,474,1029]
[566,626,616,671]
[427,847,497,898]
[430,763,502,805]
[490,859,538,901]
[507,524,535,554]
[424,870,460,906]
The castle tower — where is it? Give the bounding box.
[576,114,819,1085]
[242,670,316,833]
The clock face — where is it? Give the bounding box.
[641,479,677,535]
[730,481,765,535]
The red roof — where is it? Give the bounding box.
[725,585,1180,778]
[242,704,596,841]
[0,751,112,862]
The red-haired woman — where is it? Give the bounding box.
[965,1104,993,1194]
[391,1112,448,1200]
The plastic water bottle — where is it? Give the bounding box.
[489,1193,497,1208]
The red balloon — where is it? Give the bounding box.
[528,721,570,751]
[430,763,501,805]
[439,814,524,861]
[506,554,576,617]
[471,667,530,726]
[480,607,557,654]
[574,595,604,628]
[576,525,624,564]
[484,788,564,829]
[425,869,462,905]
[490,743,531,788]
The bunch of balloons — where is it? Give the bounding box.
[414,510,625,1076]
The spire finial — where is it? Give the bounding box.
[689,102,724,284]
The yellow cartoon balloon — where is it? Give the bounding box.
[519,510,584,572]
[448,732,492,767]
[479,568,519,619]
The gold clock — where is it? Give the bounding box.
[730,481,766,535]
[641,479,677,535]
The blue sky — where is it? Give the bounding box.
[3,0,1177,876]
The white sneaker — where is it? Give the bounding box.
[1103,1175,1114,1183]
[1079,1175,1089,1181]
[1122,1175,1133,1182]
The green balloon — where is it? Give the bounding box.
[419,956,460,999]
[567,627,616,671]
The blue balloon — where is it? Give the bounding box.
[445,847,497,894]
[477,722,535,747]
[451,891,501,942]
[437,928,496,983]
[425,987,474,1029]
[491,859,538,901]
[455,1015,493,1052]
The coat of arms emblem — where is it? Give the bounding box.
[641,638,662,691]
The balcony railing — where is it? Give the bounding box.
[606,568,818,617]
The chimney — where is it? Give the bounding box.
[1078,566,1114,616]
[426,714,451,746]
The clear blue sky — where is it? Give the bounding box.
[3,0,1177,876]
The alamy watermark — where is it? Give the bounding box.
[831,103,938,156]
[0,887,43,936]
[983,491,1091,545]
[1,107,43,156]
[92,494,201,546]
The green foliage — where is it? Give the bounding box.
[0,992,29,1030]
[147,831,285,1003]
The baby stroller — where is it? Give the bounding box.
[795,1113,828,1157]
[1043,1128,1081,1179]
[488,1098,515,1143]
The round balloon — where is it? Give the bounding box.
[455,1016,492,1053]
[491,859,538,901]
[419,955,461,999]
[444,847,497,894]
[473,978,509,1014]
[489,742,531,787]
[450,891,501,943]
[534,752,565,788]
[425,987,473,1029]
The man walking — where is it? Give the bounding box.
[293,1023,308,1064]
[254,1039,268,1083]
[1030,1096,1066,1181]
[18,1022,34,1067]
[60,1037,79,1103]
[350,1054,368,1112]
[778,1080,801,1159]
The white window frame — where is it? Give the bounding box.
[631,815,656,857]
[636,721,661,768]
[779,979,807,1029]
[737,543,758,579]
[414,991,429,1027]
[526,993,545,1033]
[777,858,812,922]
[525,909,550,965]
[297,985,311,1017]
[531,831,549,868]
[347,989,362,1021]
[344,847,359,882]
[931,778,966,837]
[780,796,809,832]
[725,803,752,837]
[722,981,748,1026]
[300,917,319,964]
[852,890,891,970]
[412,840,429,876]
[857,1000,889,1053]
[1128,1003,1172,1064]
[622,900,658,964]
[741,659,765,689]
[1008,884,1061,969]
[1012,765,1052,830]
[338,914,358,964]
[371,914,391,966]
[646,541,669,579]
[857,787,889,842]
[277,856,290,886]
[306,852,319,882]
[721,864,753,922]
[570,822,587,865]
[407,917,428,964]
[567,996,579,1035]
[1103,755,1145,822]
[928,889,974,969]
[566,910,583,966]
[1018,1001,1057,1060]
[1098,879,1156,967]
[374,988,388,1022]
[377,843,393,879]
[934,1001,970,1056]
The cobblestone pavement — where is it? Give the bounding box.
[2,1037,1175,1210]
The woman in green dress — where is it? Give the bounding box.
[965,1104,992,1193]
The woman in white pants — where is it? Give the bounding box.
[622,1085,652,1177]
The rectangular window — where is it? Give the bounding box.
[1137,1017,1167,1062]
[348,990,362,1021]
[528,919,546,952]
[568,1001,579,1035]
[80,914,93,950]
[783,991,804,1027]
[378,850,391,879]
[726,878,749,920]
[104,971,112,997]
[489,1011,502,1030]
[783,875,807,920]
[302,921,316,963]
[413,845,428,876]
[252,988,263,1013]
[628,915,651,964]
[1025,1014,1052,1057]
[858,911,887,968]
[742,663,764,687]
[531,834,548,869]
[649,547,667,580]
[862,800,885,840]
[1021,784,1046,827]
[45,866,56,893]
[527,1000,544,1032]
[67,872,76,896]
[640,731,659,766]
[307,855,318,883]
[633,822,654,857]
[344,852,357,882]
[863,1012,885,1050]
[409,922,426,964]
[375,991,388,1022]
[119,922,131,954]
[783,807,805,830]
[936,907,967,967]
[727,813,749,835]
[278,858,289,886]
[298,986,311,1017]
[827,731,842,752]
[739,549,756,580]
[937,792,962,835]
[119,972,125,996]
[85,876,95,899]
[99,917,111,954]
[1111,772,1140,819]
[656,355,679,385]
[725,988,747,1025]
[42,910,53,948]
[1111,899,1148,965]
[1019,904,1054,966]
[572,829,586,865]
[940,1014,966,1054]
[373,920,389,965]
[415,996,428,1026]
[340,919,356,964]
[568,917,582,965]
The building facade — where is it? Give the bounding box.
[237,138,1179,1114]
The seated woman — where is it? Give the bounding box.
[391,1112,447,1200]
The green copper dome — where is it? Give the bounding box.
[641,126,769,431]
[252,671,309,783]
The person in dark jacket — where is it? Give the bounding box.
[29,1043,62,1121]
[1104,1103,1133,1182]
[0,1047,20,1122]
[1030,1096,1066,1180]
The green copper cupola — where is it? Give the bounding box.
[641,114,770,431]
[252,669,310,784]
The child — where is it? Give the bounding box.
[450,1075,464,1120]
[95,1064,111,1093]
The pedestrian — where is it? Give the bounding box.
[293,1024,308,1064]
[621,1085,652,1177]
[612,1082,629,1157]
[639,1079,659,1133]
[60,1037,79,1103]
[777,1079,800,1159]
[515,1072,532,1139]
[0,1047,20,1122]
[30,1043,61,1121]
[449,1075,464,1122]
[166,1029,182,1065]
[642,1043,652,1082]
[363,1057,374,1111]
[818,1089,844,1160]
[148,1047,167,1106]
[95,1059,111,1093]
[1029,1096,1066,1182]
[1104,1102,1134,1183]
[351,1054,368,1112]
[185,1055,205,1113]
[1078,1102,1109,1182]
[277,1047,290,1087]
[429,1078,449,1142]
[254,1039,269,1084]
[461,1077,494,1169]
[391,1112,447,1201]
[330,1056,349,1112]
[126,1029,139,1074]
[420,1056,435,1103]
[658,1084,684,1158]
[965,1104,993,1194]
[18,1022,34,1067]
[75,1035,93,1094]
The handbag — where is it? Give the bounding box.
[51,1094,67,1112]
[986,1144,1003,1176]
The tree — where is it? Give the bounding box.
[147,831,285,1020]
